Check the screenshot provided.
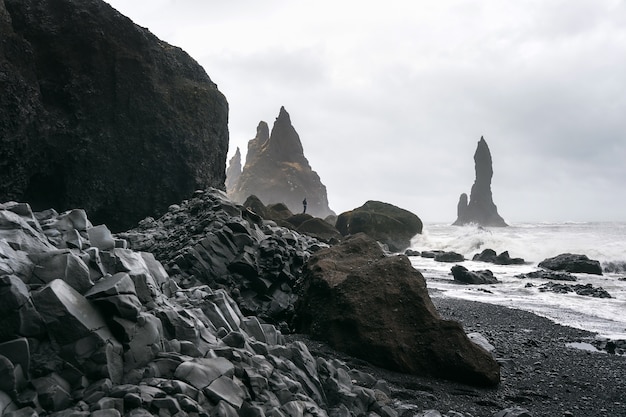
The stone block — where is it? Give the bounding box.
[30,250,93,294]
[88,225,116,251]
[32,279,116,346]
[174,358,234,390]
[204,376,246,409]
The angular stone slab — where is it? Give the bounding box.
[204,375,245,409]
[0,210,53,253]
[30,250,93,294]
[174,357,234,390]
[0,276,44,342]
[88,225,116,251]
[86,272,137,298]
[32,279,117,346]
[0,240,34,284]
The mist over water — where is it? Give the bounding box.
[408,222,626,340]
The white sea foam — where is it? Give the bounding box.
[408,222,626,339]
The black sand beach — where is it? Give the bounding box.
[290,294,626,417]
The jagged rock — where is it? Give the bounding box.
[472,249,525,265]
[515,270,577,281]
[229,107,335,218]
[0,0,228,232]
[453,137,507,227]
[0,275,45,342]
[538,282,611,298]
[226,147,243,194]
[29,250,93,294]
[295,233,500,386]
[433,251,465,263]
[538,253,603,275]
[451,265,499,285]
[335,201,423,252]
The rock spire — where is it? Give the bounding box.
[229,107,335,218]
[225,147,242,193]
[453,137,507,227]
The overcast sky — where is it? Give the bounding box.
[106,0,626,223]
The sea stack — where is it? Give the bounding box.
[229,107,335,218]
[453,137,507,227]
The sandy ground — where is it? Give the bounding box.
[290,294,626,417]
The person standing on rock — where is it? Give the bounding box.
[302,198,307,214]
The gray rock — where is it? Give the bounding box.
[538,253,603,275]
[493,407,532,417]
[30,250,93,294]
[451,265,499,285]
[204,375,246,409]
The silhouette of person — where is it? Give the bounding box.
[302,198,307,214]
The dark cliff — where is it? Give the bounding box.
[0,0,229,231]
[229,107,335,218]
[453,137,507,227]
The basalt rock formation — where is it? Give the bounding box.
[335,200,423,252]
[294,233,501,387]
[0,0,228,232]
[453,137,507,227]
[228,107,335,219]
[0,197,405,416]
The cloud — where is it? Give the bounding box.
[105,0,626,222]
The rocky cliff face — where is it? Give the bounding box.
[228,107,334,219]
[0,0,228,232]
[453,137,507,227]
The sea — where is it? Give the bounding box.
[407,222,626,340]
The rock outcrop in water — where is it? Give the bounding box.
[453,137,507,227]
[228,107,335,219]
[0,0,228,232]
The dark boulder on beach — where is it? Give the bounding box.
[294,233,501,387]
[538,253,603,275]
[0,0,228,232]
[473,248,525,265]
[451,265,500,285]
[228,107,335,219]
[434,251,465,263]
[453,137,507,227]
[335,200,423,252]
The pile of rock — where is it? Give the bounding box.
[0,199,399,416]
[118,189,328,330]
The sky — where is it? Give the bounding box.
[105,0,626,223]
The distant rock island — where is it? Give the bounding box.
[0,0,228,232]
[227,107,335,219]
[453,137,507,227]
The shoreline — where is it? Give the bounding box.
[290,295,626,417]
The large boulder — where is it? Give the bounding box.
[453,137,507,227]
[335,201,422,252]
[229,108,335,219]
[0,0,228,232]
[538,253,603,275]
[294,233,500,387]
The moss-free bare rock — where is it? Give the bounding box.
[294,234,500,387]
